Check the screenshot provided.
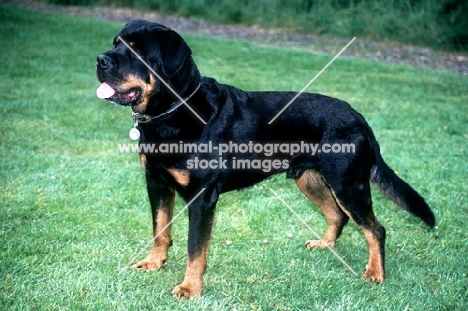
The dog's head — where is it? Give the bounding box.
[96,20,200,113]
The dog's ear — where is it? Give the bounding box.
[130,22,192,79]
[156,30,192,78]
[118,21,193,79]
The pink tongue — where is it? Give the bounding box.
[96,83,116,99]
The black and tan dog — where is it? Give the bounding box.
[96,20,435,299]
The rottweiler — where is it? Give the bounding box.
[96,20,435,299]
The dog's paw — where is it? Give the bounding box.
[305,239,335,250]
[172,281,202,300]
[362,266,385,283]
[132,255,167,271]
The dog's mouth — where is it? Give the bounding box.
[96,82,142,106]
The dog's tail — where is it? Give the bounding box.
[370,146,435,228]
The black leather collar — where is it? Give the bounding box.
[132,82,201,123]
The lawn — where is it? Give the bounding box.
[1,4,467,310]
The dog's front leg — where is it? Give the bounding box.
[132,173,175,271]
[172,188,217,300]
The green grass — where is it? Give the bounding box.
[1,4,467,310]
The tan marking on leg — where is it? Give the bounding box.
[296,170,347,249]
[361,212,385,283]
[132,188,175,270]
[326,187,386,283]
[172,237,211,300]
[166,168,190,187]
[140,154,146,170]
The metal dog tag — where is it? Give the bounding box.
[129,121,140,140]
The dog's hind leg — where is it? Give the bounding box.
[295,169,349,249]
[333,196,386,283]
[320,164,386,283]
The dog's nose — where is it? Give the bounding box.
[96,54,114,70]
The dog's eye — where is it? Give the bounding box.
[131,49,143,59]
[126,42,143,58]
